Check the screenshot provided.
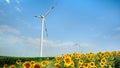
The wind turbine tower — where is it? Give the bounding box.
[34,4,56,57]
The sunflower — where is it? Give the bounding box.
[30,61,35,68]
[89,52,95,57]
[64,56,72,67]
[84,63,89,68]
[103,54,109,59]
[75,54,82,60]
[9,65,16,68]
[89,62,95,67]
[54,63,61,67]
[16,59,21,65]
[3,64,7,68]
[101,58,106,63]
[79,60,83,65]
[79,66,85,68]
[100,62,105,67]
[86,54,91,60]
[31,61,35,65]
[73,52,78,57]
[70,61,74,67]
[23,61,31,68]
[117,51,120,56]
[55,57,62,62]
[98,52,104,57]
[33,63,42,68]
[41,61,49,67]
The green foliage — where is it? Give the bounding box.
[0,56,54,67]
[114,55,120,68]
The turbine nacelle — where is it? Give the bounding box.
[40,16,45,19]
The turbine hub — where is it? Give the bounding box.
[41,16,44,18]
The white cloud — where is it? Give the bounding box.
[15,18,32,28]
[0,25,100,57]
[1,28,118,57]
[15,6,22,13]
[5,0,10,4]
[102,27,120,39]
[0,25,20,35]
[43,40,75,47]
[0,30,94,57]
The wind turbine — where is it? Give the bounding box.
[34,4,56,57]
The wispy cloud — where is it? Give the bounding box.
[103,27,120,39]
[0,25,105,57]
[0,25,20,35]
[0,25,94,57]
[0,36,95,57]
[15,6,22,13]
[15,18,31,28]
[1,25,118,57]
[43,40,76,47]
[5,0,10,4]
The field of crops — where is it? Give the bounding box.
[0,51,120,68]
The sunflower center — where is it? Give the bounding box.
[25,63,30,68]
[65,58,70,63]
[102,60,105,62]
[34,64,41,68]
[55,64,60,67]
[91,63,94,66]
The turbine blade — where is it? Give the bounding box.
[44,19,48,37]
[44,3,57,17]
[34,16,41,18]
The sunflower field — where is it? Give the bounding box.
[0,51,120,68]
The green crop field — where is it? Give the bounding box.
[0,56,54,68]
[0,51,120,68]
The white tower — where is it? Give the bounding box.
[34,5,55,57]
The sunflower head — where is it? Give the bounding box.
[70,61,74,67]
[64,56,72,67]
[89,52,95,56]
[41,61,49,67]
[117,51,120,56]
[33,63,42,68]
[100,62,105,67]
[86,54,91,60]
[9,65,16,68]
[16,59,21,65]
[79,60,83,65]
[90,62,95,67]
[54,63,61,67]
[84,63,89,67]
[3,64,7,68]
[55,57,62,62]
[101,58,106,63]
[31,61,35,65]
[23,61,31,68]
[79,66,85,68]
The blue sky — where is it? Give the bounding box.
[0,0,120,57]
